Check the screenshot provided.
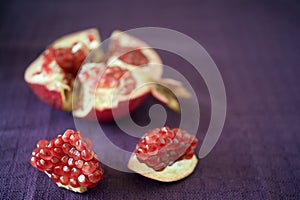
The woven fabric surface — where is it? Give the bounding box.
[0,0,300,199]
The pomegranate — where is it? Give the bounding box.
[30,129,104,193]
[24,29,102,111]
[128,127,198,182]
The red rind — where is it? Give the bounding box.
[28,83,63,110]
[83,91,150,121]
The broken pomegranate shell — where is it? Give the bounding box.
[24,28,101,111]
[30,129,104,193]
[128,127,198,182]
[73,30,163,121]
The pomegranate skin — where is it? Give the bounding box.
[28,83,65,110]
[82,91,151,122]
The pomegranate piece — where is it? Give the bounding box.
[135,127,198,171]
[30,129,104,193]
[128,127,198,182]
[24,28,101,111]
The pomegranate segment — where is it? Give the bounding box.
[25,28,101,111]
[134,127,198,171]
[30,129,104,193]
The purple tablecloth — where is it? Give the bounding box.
[1,0,300,199]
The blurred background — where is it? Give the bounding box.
[0,0,299,199]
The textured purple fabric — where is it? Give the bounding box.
[1,0,300,199]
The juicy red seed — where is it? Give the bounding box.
[32,148,39,156]
[156,138,166,148]
[51,173,60,183]
[61,155,69,163]
[60,176,69,185]
[54,136,64,147]
[71,167,81,178]
[39,148,53,160]
[63,166,71,176]
[75,139,86,151]
[70,178,81,188]
[46,140,55,149]
[53,148,64,158]
[146,144,158,155]
[53,166,64,176]
[88,169,104,183]
[81,150,93,161]
[62,130,74,142]
[82,161,97,175]
[69,134,80,146]
[75,160,84,169]
[68,158,75,166]
[153,162,167,171]
[30,157,37,167]
[72,150,81,160]
[62,143,72,154]
[78,174,90,187]
[88,34,95,42]
[37,159,53,171]
[146,156,161,168]
[68,147,76,157]
[51,157,59,164]
[37,140,48,148]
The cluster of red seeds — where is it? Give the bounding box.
[30,130,104,189]
[80,66,136,96]
[42,43,86,76]
[135,127,198,171]
[98,66,136,95]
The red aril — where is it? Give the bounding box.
[30,129,104,193]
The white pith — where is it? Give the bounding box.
[128,154,198,182]
[45,171,87,193]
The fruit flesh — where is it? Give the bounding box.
[30,129,104,193]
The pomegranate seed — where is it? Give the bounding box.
[70,178,81,188]
[37,140,48,148]
[61,155,69,163]
[54,136,64,147]
[39,148,52,160]
[71,167,81,178]
[60,176,70,185]
[51,173,60,183]
[88,169,104,183]
[82,161,97,175]
[77,174,90,187]
[81,150,93,161]
[62,143,72,154]
[53,147,64,158]
[75,160,84,169]
[62,130,74,142]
